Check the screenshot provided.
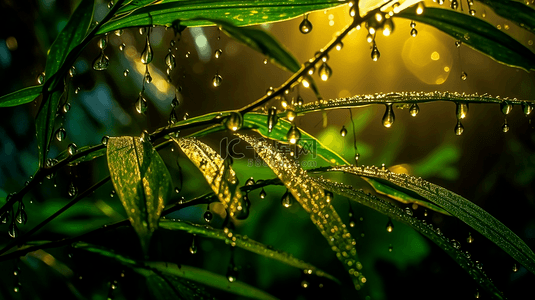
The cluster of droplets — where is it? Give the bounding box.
[1,196,28,239]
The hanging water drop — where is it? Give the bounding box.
[451,0,458,9]
[141,35,153,64]
[467,232,474,243]
[101,135,109,146]
[460,71,468,80]
[382,104,395,128]
[259,188,266,199]
[0,211,8,224]
[456,102,468,119]
[340,126,347,137]
[522,101,533,116]
[226,264,238,282]
[512,263,519,273]
[123,69,129,77]
[286,109,296,122]
[410,28,418,37]
[212,74,223,87]
[69,66,76,78]
[98,35,108,50]
[171,96,179,108]
[371,44,380,61]
[502,119,510,133]
[382,18,394,36]
[299,14,313,34]
[115,29,123,36]
[409,103,420,117]
[281,190,293,208]
[386,218,394,233]
[165,52,176,70]
[263,58,268,64]
[286,124,301,144]
[454,120,464,135]
[37,72,45,85]
[15,202,27,225]
[68,143,78,155]
[189,235,197,254]
[388,244,394,252]
[474,289,480,298]
[297,95,304,106]
[318,62,332,81]
[8,221,18,238]
[92,52,109,70]
[119,43,125,51]
[204,211,213,223]
[63,103,71,113]
[225,112,243,131]
[55,127,66,142]
[336,41,343,51]
[267,106,278,133]
[214,48,223,59]
[136,93,148,114]
[500,101,513,115]
[68,182,78,197]
[141,130,151,143]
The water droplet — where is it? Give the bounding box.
[16,202,27,225]
[474,289,480,298]
[188,235,198,254]
[75,87,81,94]
[460,71,468,80]
[388,244,393,252]
[455,120,464,135]
[318,62,332,81]
[98,36,108,50]
[467,232,474,243]
[0,211,9,224]
[451,0,458,9]
[141,130,151,142]
[119,43,125,51]
[410,28,418,37]
[92,52,109,71]
[165,52,176,70]
[225,112,243,131]
[263,58,268,64]
[185,51,191,58]
[55,127,66,141]
[286,109,296,122]
[336,41,343,51]
[296,95,304,106]
[382,18,394,36]
[299,14,312,34]
[512,263,519,273]
[382,104,395,128]
[183,113,189,120]
[62,103,71,114]
[371,44,380,61]
[37,72,45,84]
[405,207,413,216]
[8,221,18,238]
[409,103,420,117]
[340,126,347,137]
[522,101,533,116]
[286,124,301,144]
[141,36,153,64]
[281,190,293,208]
[267,106,278,133]
[69,66,76,78]
[212,74,223,87]
[68,182,78,197]
[451,239,461,249]
[100,136,109,146]
[115,29,123,36]
[500,101,513,115]
[456,102,469,119]
[502,119,510,133]
[214,48,223,59]
[226,264,238,282]
[469,9,476,16]
[107,0,114,9]
[13,286,19,293]
[122,69,129,77]
[301,280,309,288]
[355,153,360,164]
[136,93,148,114]
[259,188,266,199]
[386,218,394,233]
[204,211,213,223]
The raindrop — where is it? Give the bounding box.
[263,58,268,64]
[382,18,394,36]
[335,41,343,51]
[136,93,148,114]
[512,263,519,273]
[119,43,125,51]
[410,28,418,37]
[141,35,153,64]
[110,190,115,197]
[286,109,296,122]
[37,72,45,84]
[410,21,416,28]
[467,232,474,243]
[266,87,274,96]
[259,188,266,199]
[0,211,8,224]
[165,52,176,70]
[189,235,197,254]
[55,127,66,141]
[522,101,533,116]
[409,103,420,117]
[13,286,19,293]
[267,107,278,133]
[185,51,191,58]
[174,187,180,194]
[386,218,394,233]
[183,113,189,120]
[226,264,238,282]
[212,74,223,87]
[405,207,413,216]
[286,124,301,144]
[75,87,81,94]
[123,69,129,77]
[245,177,255,186]
[371,44,380,61]
[382,104,395,128]
[340,126,347,137]
[107,0,114,9]
[101,136,109,145]
[98,36,108,50]
[469,9,476,16]
[8,221,18,238]
[502,119,510,133]
[92,52,110,70]
[68,143,78,156]
[455,120,464,135]
[69,66,76,78]
[460,71,468,80]
[475,289,480,298]
[15,202,27,225]
[139,27,146,35]
[451,0,458,9]
[388,244,393,252]
[63,103,71,113]
[299,14,313,34]
[68,182,78,197]
[204,211,213,223]
[355,153,360,164]
[281,190,293,208]
[214,48,223,59]
[171,96,180,108]
[115,29,123,36]
[500,101,513,115]
[225,112,243,131]
[456,102,469,119]
[297,95,304,106]
[318,62,332,81]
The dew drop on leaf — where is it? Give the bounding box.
[371,44,380,61]
[37,72,45,85]
[136,93,148,114]
[98,35,108,50]
[123,69,129,77]
[8,221,18,238]
[502,119,510,133]
[451,0,458,9]
[55,127,66,142]
[15,202,27,225]
[409,103,420,117]
[203,211,213,223]
[336,41,343,51]
[386,218,394,233]
[281,190,293,208]
[115,29,123,36]
[68,182,78,198]
[319,62,332,81]
[299,14,312,34]
[382,104,395,128]
[500,101,513,115]
[68,143,77,156]
[63,103,71,114]
[165,52,176,70]
[101,135,109,145]
[69,66,76,78]
[141,35,153,64]
[224,112,243,131]
[286,124,301,144]
[212,74,223,87]
[522,101,533,116]
[456,102,469,119]
[340,126,347,137]
[259,188,266,199]
[119,43,125,51]
[467,232,474,243]
[92,52,109,71]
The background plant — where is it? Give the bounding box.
[0,0,534,299]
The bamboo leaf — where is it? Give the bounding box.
[159,219,339,283]
[477,0,535,35]
[106,136,172,255]
[0,86,41,108]
[237,134,364,290]
[397,6,535,71]
[98,0,348,34]
[326,165,535,275]
[315,177,505,299]
[173,137,245,219]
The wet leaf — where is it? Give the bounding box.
[159,218,339,283]
[173,137,243,219]
[36,90,61,167]
[477,0,535,35]
[237,134,364,290]
[397,6,535,71]
[106,136,172,255]
[0,86,41,107]
[143,272,216,300]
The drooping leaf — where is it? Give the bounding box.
[397,6,535,71]
[315,177,505,299]
[173,137,244,219]
[326,165,535,275]
[237,134,364,290]
[159,219,339,283]
[106,136,172,255]
[0,86,41,108]
[74,242,277,300]
[36,90,62,167]
[477,0,535,35]
[140,271,217,300]
[98,0,349,34]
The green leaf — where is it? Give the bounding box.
[327,165,535,275]
[397,6,535,71]
[98,0,348,34]
[142,271,216,300]
[36,90,61,167]
[173,137,245,219]
[237,134,364,290]
[477,0,535,35]
[159,219,339,283]
[243,112,348,166]
[316,177,505,299]
[106,136,172,255]
[45,0,94,84]
[0,86,41,107]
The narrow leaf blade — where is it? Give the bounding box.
[0,86,41,108]
[36,90,61,167]
[478,0,535,35]
[107,136,172,254]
